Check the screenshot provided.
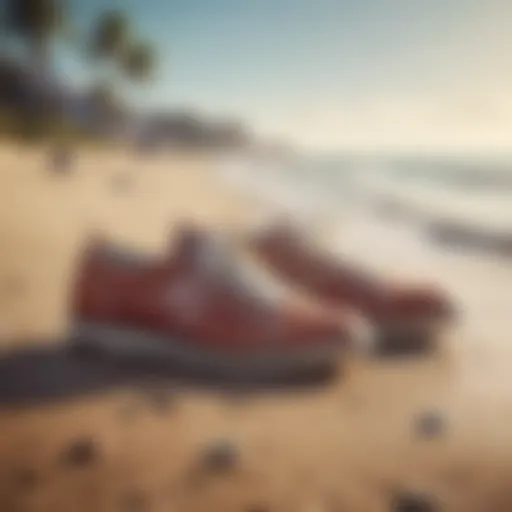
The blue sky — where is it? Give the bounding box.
[59,0,512,152]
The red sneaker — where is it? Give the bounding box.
[250,222,456,354]
[70,226,370,380]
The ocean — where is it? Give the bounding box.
[219,153,512,236]
[217,153,512,368]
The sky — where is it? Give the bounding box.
[60,0,512,153]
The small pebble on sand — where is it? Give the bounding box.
[60,437,99,467]
[414,410,446,439]
[246,505,270,512]
[112,173,133,193]
[121,490,150,512]
[201,438,240,472]
[48,145,75,174]
[13,468,39,489]
[392,492,438,512]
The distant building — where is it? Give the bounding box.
[139,111,252,150]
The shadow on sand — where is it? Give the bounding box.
[0,341,338,408]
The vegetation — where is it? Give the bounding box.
[122,40,155,84]
[89,9,130,63]
[2,0,68,137]
[3,0,66,69]
[0,0,158,142]
[85,9,156,131]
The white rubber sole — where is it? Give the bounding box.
[70,321,344,381]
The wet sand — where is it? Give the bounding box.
[0,145,511,512]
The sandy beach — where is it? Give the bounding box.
[0,145,511,512]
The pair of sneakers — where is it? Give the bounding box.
[70,222,455,381]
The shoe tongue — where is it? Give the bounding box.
[173,227,286,305]
[173,228,234,276]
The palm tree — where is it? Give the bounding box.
[3,0,67,138]
[88,9,157,89]
[86,10,133,136]
[88,9,130,66]
[87,11,157,141]
[120,41,156,148]
[121,40,156,84]
[4,0,65,73]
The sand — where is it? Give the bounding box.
[0,144,511,512]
